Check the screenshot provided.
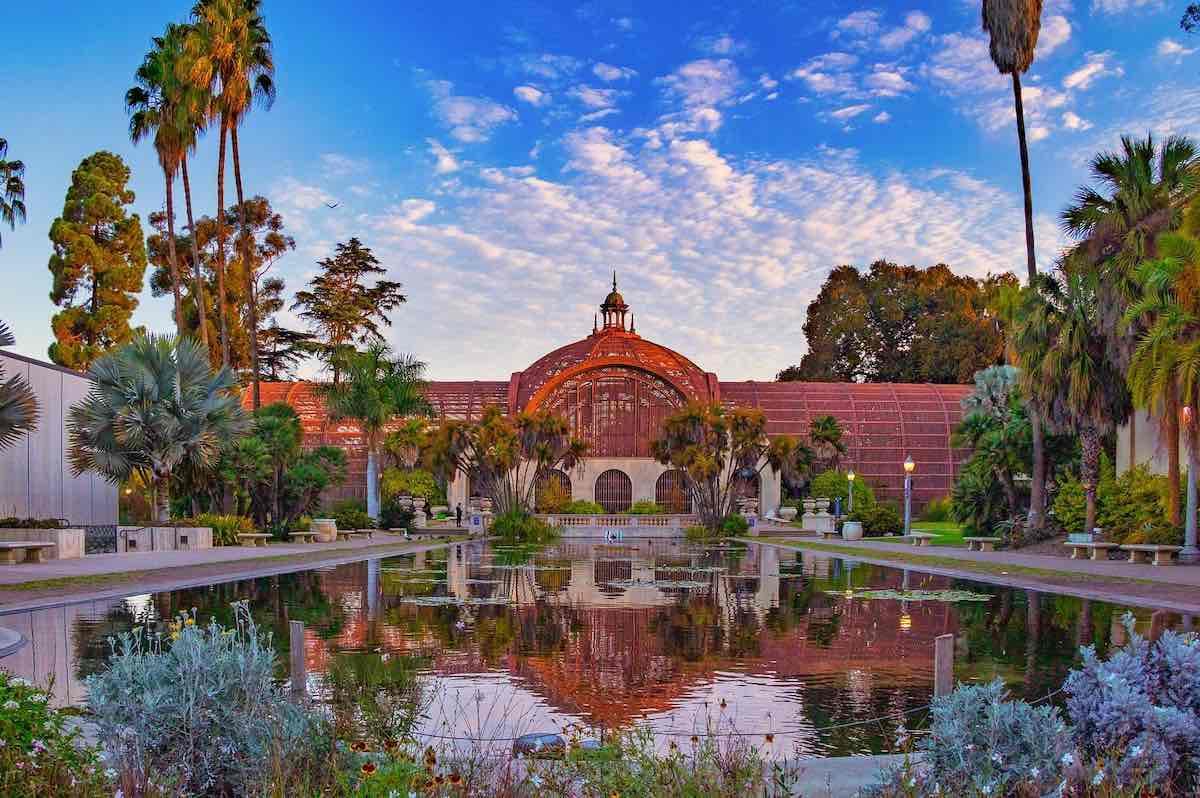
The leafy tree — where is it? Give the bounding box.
[808,415,846,471]
[1018,267,1129,534]
[0,320,38,450]
[423,405,588,516]
[0,138,26,249]
[66,334,247,522]
[778,262,1014,383]
[257,323,316,381]
[319,344,430,520]
[651,402,811,531]
[1183,4,1200,32]
[952,366,1029,519]
[47,151,147,371]
[292,238,407,383]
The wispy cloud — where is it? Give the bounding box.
[428,79,517,142]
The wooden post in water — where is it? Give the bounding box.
[934,634,954,698]
[290,620,306,699]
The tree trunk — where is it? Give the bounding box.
[155,473,171,524]
[366,448,380,521]
[215,118,231,367]
[1028,407,1046,532]
[1012,71,1037,283]
[1185,442,1199,562]
[1081,425,1100,535]
[231,125,261,409]
[998,468,1020,517]
[1167,385,1182,525]
[181,156,210,354]
[163,168,184,334]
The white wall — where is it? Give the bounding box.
[1116,411,1179,474]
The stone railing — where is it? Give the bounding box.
[536,514,697,537]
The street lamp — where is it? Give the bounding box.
[903,455,915,537]
[847,470,856,515]
[1182,406,1199,563]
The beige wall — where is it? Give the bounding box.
[1116,410,1179,474]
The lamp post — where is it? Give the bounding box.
[903,455,915,537]
[847,470,856,515]
[1182,406,1199,563]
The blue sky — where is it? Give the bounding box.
[2,0,1197,380]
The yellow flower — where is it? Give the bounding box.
[360,761,376,776]
[184,618,195,627]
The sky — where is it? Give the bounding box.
[2,0,1198,381]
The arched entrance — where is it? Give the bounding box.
[535,469,572,512]
[733,471,760,510]
[655,469,691,513]
[595,469,633,513]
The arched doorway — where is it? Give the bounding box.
[595,469,632,513]
[535,469,572,512]
[733,470,760,510]
[655,469,691,513]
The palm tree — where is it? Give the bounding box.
[0,139,26,249]
[1063,134,1200,524]
[319,344,430,522]
[1017,266,1130,535]
[0,320,38,450]
[185,0,275,402]
[66,334,247,522]
[808,414,847,472]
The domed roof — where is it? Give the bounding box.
[603,289,626,307]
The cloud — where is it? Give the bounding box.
[593,62,637,81]
[274,177,337,211]
[923,33,1006,94]
[519,53,582,79]
[1090,0,1162,12]
[864,67,915,96]
[1035,15,1071,58]
[878,11,932,51]
[319,153,369,178]
[656,59,740,107]
[1158,38,1198,59]
[829,103,872,121]
[426,139,460,174]
[1061,111,1093,131]
[513,85,550,106]
[833,10,881,37]
[873,111,892,123]
[428,79,517,143]
[1062,51,1123,90]
[697,34,749,56]
[788,52,858,95]
[568,85,620,109]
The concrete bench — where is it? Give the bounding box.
[1121,544,1182,566]
[288,531,318,544]
[964,536,1001,552]
[347,529,375,540]
[236,533,272,548]
[1064,541,1120,561]
[818,530,841,540]
[900,533,937,547]
[0,542,57,565]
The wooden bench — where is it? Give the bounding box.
[0,542,56,565]
[236,533,272,548]
[900,532,937,547]
[288,531,318,544]
[1064,541,1120,561]
[964,536,1001,552]
[1120,544,1182,566]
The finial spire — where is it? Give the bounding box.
[593,313,598,334]
[630,312,636,333]
[612,270,617,292]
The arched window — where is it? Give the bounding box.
[535,469,572,512]
[594,469,633,513]
[655,470,691,513]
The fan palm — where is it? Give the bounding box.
[808,414,847,471]
[0,320,38,450]
[1017,266,1130,534]
[66,334,247,522]
[1064,134,1200,523]
[185,0,275,400]
[0,139,26,249]
[319,344,430,521]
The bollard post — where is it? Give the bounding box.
[289,620,306,699]
[934,633,954,698]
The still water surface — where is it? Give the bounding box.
[0,539,1184,756]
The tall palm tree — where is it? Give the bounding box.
[0,320,38,451]
[0,139,26,249]
[185,0,275,402]
[1017,266,1130,535]
[808,414,847,472]
[66,334,246,522]
[319,344,430,522]
[1063,134,1200,524]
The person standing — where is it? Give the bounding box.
[455,503,463,528]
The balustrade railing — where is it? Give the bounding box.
[536,513,697,529]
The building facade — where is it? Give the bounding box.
[254,280,973,516]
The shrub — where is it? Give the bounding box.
[379,499,414,531]
[951,458,1008,535]
[920,495,953,523]
[0,671,111,798]
[1065,613,1200,791]
[177,513,254,546]
[329,499,375,530]
[719,514,750,537]
[684,524,711,542]
[850,503,903,536]
[808,469,875,509]
[627,499,663,515]
[535,477,572,513]
[491,510,560,543]
[1097,461,1179,545]
[861,680,1071,798]
[0,517,65,529]
[380,467,445,505]
[560,499,604,514]
[86,602,330,796]
[1051,474,1087,534]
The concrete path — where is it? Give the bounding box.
[752,529,1200,613]
[778,753,907,796]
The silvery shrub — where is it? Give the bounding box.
[1064,613,1200,790]
[86,601,323,795]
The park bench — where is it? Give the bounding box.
[818,530,840,540]
[288,531,318,544]
[347,529,375,540]
[1120,544,1182,566]
[236,533,272,548]
[1063,541,1120,561]
[0,542,56,565]
[900,532,937,547]
[964,536,1001,552]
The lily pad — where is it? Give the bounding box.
[605,579,712,589]
[399,596,511,606]
[828,589,994,602]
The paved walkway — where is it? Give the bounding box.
[753,528,1200,613]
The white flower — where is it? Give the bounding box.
[30,693,47,703]
[1061,752,1075,767]
[530,775,543,788]
[991,752,1003,764]
[10,677,30,687]
[1130,745,1143,757]
[3,700,18,711]
[105,768,117,780]
[1092,771,1104,786]
[1030,767,1039,779]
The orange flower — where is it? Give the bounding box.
[424,746,437,765]
[448,773,462,785]
[690,735,699,745]
[765,733,775,744]
[383,738,399,752]
[434,775,445,785]
[360,761,377,776]
[350,740,368,752]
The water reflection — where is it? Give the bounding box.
[0,539,1185,756]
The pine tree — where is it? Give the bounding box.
[292,237,406,382]
[47,151,146,370]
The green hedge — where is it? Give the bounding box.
[808,469,875,509]
[849,504,903,536]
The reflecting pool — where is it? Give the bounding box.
[0,539,1188,756]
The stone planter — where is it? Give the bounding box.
[778,506,797,522]
[802,499,816,514]
[841,521,864,541]
[431,505,449,517]
[815,498,830,514]
[310,518,337,543]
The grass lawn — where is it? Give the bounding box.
[910,521,967,547]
